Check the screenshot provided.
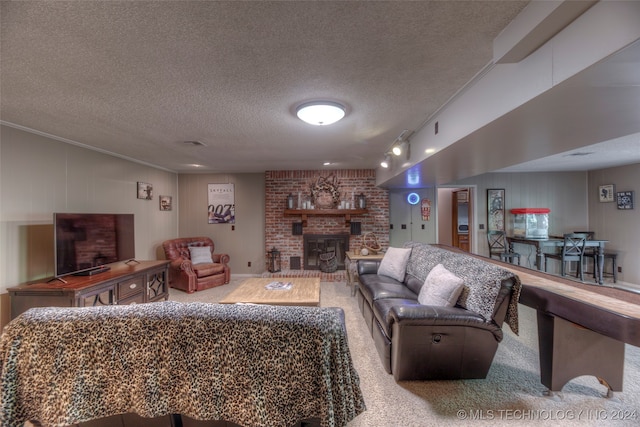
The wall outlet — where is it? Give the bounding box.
[248,261,251,267]
[618,266,622,273]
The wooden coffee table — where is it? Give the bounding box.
[219,277,321,307]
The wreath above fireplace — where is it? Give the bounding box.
[309,174,341,209]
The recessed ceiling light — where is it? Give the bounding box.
[296,101,346,126]
[323,162,332,166]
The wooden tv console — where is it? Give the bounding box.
[8,260,170,320]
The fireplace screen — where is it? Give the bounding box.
[303,234,349,271]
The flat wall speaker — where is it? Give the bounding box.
[350,221,361,235]
[292,222,303,235]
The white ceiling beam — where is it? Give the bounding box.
[493,0,597,64]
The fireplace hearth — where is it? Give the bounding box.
[303,234,349,271]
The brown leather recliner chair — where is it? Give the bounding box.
[162,237,230,293]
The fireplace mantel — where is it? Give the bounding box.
[284,208,368,227]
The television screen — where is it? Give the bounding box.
[54,213,135,277]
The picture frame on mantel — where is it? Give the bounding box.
[599,184,614,202]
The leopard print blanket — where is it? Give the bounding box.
[403,242,522,335]
[0,302,365,427]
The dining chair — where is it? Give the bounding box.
[487,230,521,265]
[544,233,587,281]
[572,231,617,283]
[574,230,597,278]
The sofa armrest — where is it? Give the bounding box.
[179,259,195,275]
[357,260,381,275]
[388,303,503,341]
[212,253,230,265]
[168,257,185,271]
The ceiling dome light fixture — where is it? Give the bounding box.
[296,101,346,126]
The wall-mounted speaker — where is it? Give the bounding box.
[292,222,303,235]
[350,222,361,235]
[290,256,301,270]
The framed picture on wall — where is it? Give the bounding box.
[137,182,153,200]
[599,184,614,202]
[208,183,235,224]
[487,189,505,232]
[159,195,172,211]
[616,191,634,210]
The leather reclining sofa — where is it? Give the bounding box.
[356,241,521,381]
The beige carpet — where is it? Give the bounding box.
[170,278,640,427]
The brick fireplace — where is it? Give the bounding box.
[265,170,389,281]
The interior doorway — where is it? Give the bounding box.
[452,189,471,252]
[437,186,475,252]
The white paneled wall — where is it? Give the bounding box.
[0,125,178,291]
[389,188,436,248]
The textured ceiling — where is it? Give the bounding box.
[0,0,529,173]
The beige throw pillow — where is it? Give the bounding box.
[418,263,464,307]
[189,246,213,264]
[377,247,412,282]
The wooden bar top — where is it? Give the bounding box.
[505,263,640,320]
[435,244,640,346]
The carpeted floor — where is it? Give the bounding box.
[170,278,640,427]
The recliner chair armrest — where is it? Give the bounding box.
[388,303,503,341]
[212,253,230,265]
[357,260,381,275]
[168,258,185,271]
[179,259,195,275]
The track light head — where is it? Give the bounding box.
[392,140,408,156]
[380,154,391,168]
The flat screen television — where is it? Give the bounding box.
[54,213,135,278]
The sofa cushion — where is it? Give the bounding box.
[194,263,225,277]
[189,246,213,264]
[418,264,465,307]
[358,274,417,305]
[377,247,411,282]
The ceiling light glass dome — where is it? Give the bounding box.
[296,101,346,126]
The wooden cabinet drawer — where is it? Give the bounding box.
[118,292,145,305]
[118,276,144,299]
